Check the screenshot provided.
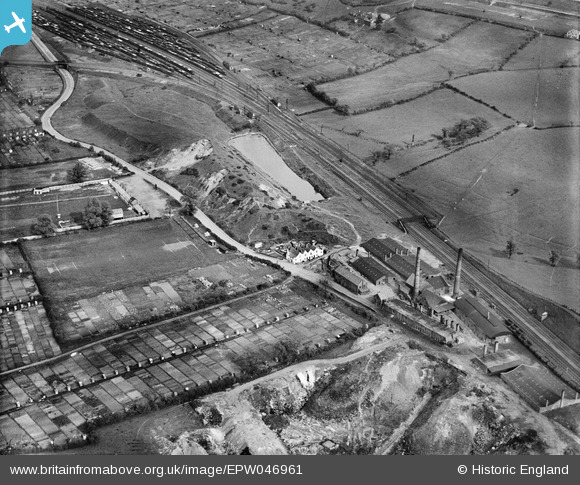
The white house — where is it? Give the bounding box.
[285,244,324,264]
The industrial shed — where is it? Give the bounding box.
[454,295,511,344]
[350,257,394,285]
[361,237,408,261]
[333,266,367,294]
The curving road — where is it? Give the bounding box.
[30,17,580,391]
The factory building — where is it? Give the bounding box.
[350,257,395,286]
[333,265,368,294]
[454,295,511,344]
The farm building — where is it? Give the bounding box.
[333,265,368,294]
[361,237,409,262]
[454,295,511,344]
[350,257,395,285]
[501,364,580,413]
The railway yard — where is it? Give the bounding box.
[0,0,579,455]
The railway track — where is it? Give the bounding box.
[36,7,580,391]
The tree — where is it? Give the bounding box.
[67,161,88,183]
[83,198,113,230]
[33,214,56,236]
[549,249,561,267]
[365,145,394,166]
[506,238,517,259]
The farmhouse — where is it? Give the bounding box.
[350,257,394,285]
[333,265,368,294]
[565,29,580,40]
[454,295,511,344]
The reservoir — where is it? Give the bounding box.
[228,133,324,202]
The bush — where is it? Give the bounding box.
[441,117,490,146]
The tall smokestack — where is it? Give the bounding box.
[453,248,463,298]
[413,247,421,299]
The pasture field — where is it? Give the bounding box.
[503,35,580,70]
[0,158,118,193]
[450,68,580,127]
[415,0,580,35]
[303,88,513,171]
[329,9,474,58]
[317,22,533,111]
[23,218,237,303]
[0,184,129,241]
[398,126,579,308]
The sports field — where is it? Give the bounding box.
[0,184,128,240]
[24,218,234,302]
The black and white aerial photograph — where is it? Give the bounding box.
[0,0,579,457]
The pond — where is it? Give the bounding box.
[228,133,324,202]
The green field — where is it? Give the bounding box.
[398,126,580,310]
[503,35,580,71]
[316,22,532,111]
[329,8,473,58]
[0,158,117,192]
[303,88,513,174]
[23,218,234,302]
[0,184,128,240]
[450,68,580,128]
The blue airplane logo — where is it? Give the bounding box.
[1,1,32,54]
[5,11,26,34]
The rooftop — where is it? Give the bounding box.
[351,257,392,283]
[335,265,366,287]
[455,295,510,339]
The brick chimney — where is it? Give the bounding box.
[453,248,463,298]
